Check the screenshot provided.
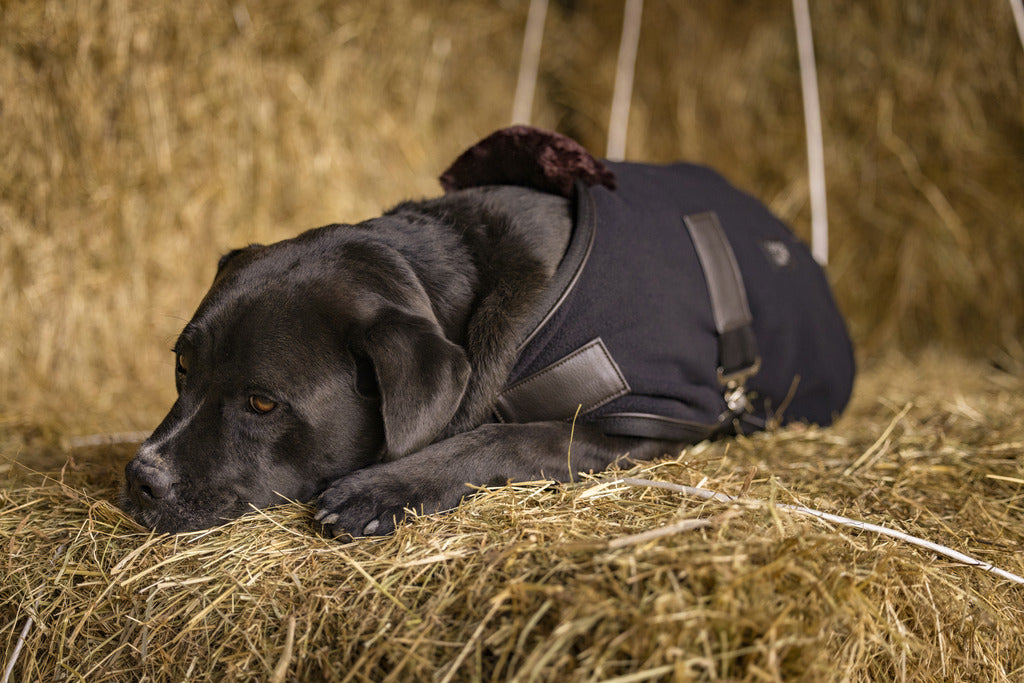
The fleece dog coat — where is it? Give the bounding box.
[442,127,855,442]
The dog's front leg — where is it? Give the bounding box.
[314,422,680,538]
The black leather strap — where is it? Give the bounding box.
[683,212,760,381]
[594,412,718,442]
[495,338,629,423]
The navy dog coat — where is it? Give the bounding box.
[442,128,855,442]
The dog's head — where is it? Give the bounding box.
[121,228,471,533]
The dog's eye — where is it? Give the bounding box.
[175,353,188,376]
[249,395,277,414]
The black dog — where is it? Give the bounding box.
[123,127,854,537]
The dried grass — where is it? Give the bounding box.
[2,354,1023,681]
[2,0,1024,426]
[3,2,1024,680]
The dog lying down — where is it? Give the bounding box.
[122,126,854,537]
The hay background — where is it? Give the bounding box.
[3,0,1024,426]
[2,0,1024,680]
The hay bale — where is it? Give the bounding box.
[2,0,1024,422]
[2,354,1022,681]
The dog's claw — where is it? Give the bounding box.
[316,466,423,538]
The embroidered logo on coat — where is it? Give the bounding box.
[761,239,794,269]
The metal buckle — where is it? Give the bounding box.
[717,357,761,416]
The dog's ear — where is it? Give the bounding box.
[357,308,471,459]
[214,244,264,283]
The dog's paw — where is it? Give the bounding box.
[313,468,416,539]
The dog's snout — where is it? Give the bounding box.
[126,456,177,504]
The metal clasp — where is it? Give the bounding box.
[717,357,761,416]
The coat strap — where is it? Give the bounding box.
[683,211,760,391]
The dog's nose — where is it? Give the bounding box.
[125,457,177,504]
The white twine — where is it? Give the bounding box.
[1011,0,1024,55]
[606,0,644,161]
[66,431,151,448]
[614,477,1024,585]
[2,545,68,683]
[512,0,549,125]
[792,0,830,266]
[1,618,33,683]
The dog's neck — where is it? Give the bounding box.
[375,186,573,345]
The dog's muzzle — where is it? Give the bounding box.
[124,448,179,510]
